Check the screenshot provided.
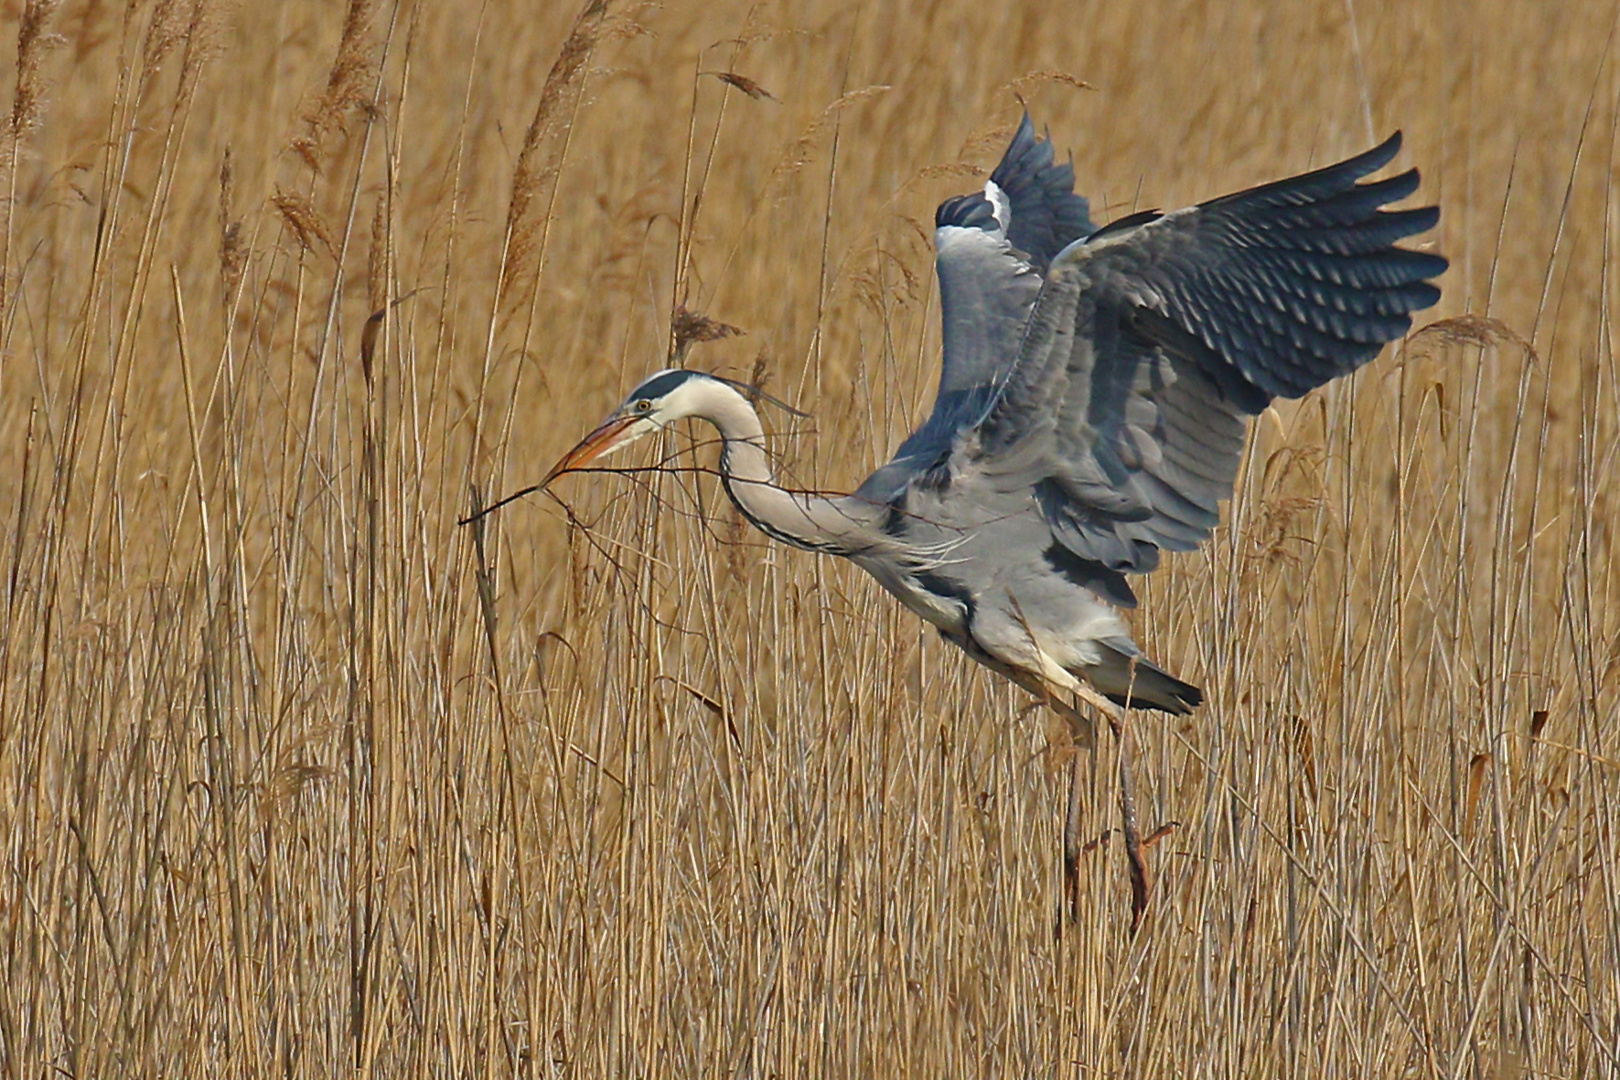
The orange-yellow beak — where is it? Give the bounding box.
[541,414,639,488]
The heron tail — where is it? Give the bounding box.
[1083,640,1203,715]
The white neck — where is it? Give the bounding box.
[680,378,884,556]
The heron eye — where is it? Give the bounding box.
[634,399,652,413]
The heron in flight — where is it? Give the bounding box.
[540,115,1445,918]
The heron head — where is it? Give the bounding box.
[541,369,709,486]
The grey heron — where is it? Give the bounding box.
[539,115,1446,921]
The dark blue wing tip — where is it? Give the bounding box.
[1364,166,1422,202]
[936,111,1097,252]
[1334,131,1404,181]
[1395,203,1441,232]
[992,112,1052,185]
[1411,281,1443,308]
[1313,130,1406,184]
[1368,130,1403,170]
[1014,110,1036,143]
[1215,129,1419,212]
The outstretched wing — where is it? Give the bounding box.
[859,114,1095,501]
[959,132,1446,590]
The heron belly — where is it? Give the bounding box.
[859,545,1130,681]
[848,552,972,634]
[967,585,1128,676]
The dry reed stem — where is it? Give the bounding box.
[1,0,62,315]
[760,84,890,208]
[501,0,610,297]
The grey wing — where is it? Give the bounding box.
[858,114,1096,502]
[964,132,1447,592]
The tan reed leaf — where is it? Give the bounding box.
[1464,752,1492,839]
[1142,822,1179,848]
[1530,708,1550,741]
[704,70,779,102]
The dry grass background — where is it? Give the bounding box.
[0,0,1616,1075]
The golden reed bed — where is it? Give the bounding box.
[0,1,1613,1075]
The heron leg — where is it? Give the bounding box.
[1020,658,1140,930]
[1056,705,1147,931]
[1063,748,1085,921]
[1113,712,1149,933]
[940,628,1146,930]
[966,653,1096,926]
[1037,665,1150,932]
